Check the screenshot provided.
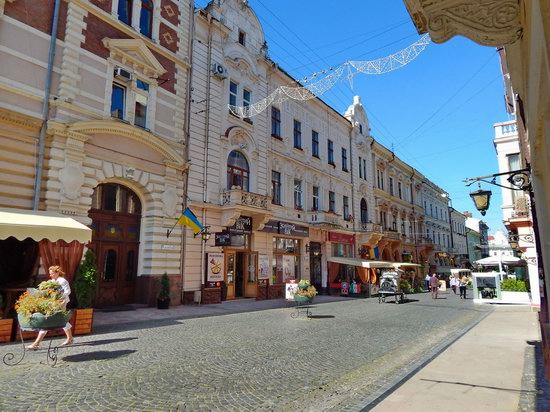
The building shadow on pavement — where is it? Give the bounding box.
[62,349,137,362]
[421,378,538,394]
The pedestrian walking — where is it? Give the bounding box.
[450,276,458,294]
[430,273,439,299]
[26,265,74,350]
[459,275,468,299]
[425,273,431,290]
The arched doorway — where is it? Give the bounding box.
[89,183,141,306]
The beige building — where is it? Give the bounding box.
[0,0,193,305]
[403,0,550,374]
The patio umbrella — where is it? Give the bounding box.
[474,256,526,266]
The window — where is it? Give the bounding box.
[271,171,281,205]
[312,130,319,157]
[312,186,319,210]
[271,107,281,138]
[227,150,249,191]
[243,89,251,111]
[389,177,394,196]
[238,30,246,46]
[134,79,149,128]
[293,120,302,149]
[343,196,349,220]
[392,216,397,231]
[362,159,367,180]
[328,140,334,165]
[377,169,384,190]
[229,81,238,107]
[92,183,142,214]
[360,199,368,224]
[359,157,362,178]
[140,0,153,38]
[359,124,363,134]
[118,0,132,25]
[398,182,402,199]
[329,191,335,212]
[507,153,520,200]
[342,148,348,171]
[111,83,126,119]
[294,179,303,209]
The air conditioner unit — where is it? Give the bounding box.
[114,67,132,81]
[211,63,227,79]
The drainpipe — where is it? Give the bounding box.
[200,21,214,290]
[33,0,61,210]
[180,0,196,304]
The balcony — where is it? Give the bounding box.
[219,189,272,229]
[358,222,382,232]
[221,189,270,210]
[307,210,343,227]
[383,229,402,241]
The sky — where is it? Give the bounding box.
[196,0,511,234]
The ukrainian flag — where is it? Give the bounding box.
[177,208,204,235]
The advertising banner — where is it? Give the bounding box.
[207,253,224,282]
[258,254,270,280]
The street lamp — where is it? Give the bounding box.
[469,188,492,216]
[199,226,212,242]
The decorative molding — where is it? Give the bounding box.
[102,38,167,78]
[58,160,85,200]
[0,107,42,130]
[404,0,522,47]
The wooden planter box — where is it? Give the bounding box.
[73,308,94,335]
[0,318,14,343]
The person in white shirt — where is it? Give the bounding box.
[450,276,458,295]
[425,274,431,290]
[26,265,74,350]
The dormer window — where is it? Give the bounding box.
[238,30,246,46]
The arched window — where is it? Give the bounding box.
[91,184,141,215]
[360,198,368,224]
[227,151,249,191]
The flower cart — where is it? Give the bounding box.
[290,280,318,319]
[378,269,407,304]
[3,281,71,367]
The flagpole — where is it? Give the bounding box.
[166,218,180,238]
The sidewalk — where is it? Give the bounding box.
[371,305,549,412]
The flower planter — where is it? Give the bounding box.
[0,318,14,343]
[294,295,313,304]
[17,312,70,331]
[73,308,94,335]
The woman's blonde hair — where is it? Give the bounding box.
[49,265,65,277]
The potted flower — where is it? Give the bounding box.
[157,273,171,309]
[293,279,318,303]
[72,249,97,335]
[15,281,70,330]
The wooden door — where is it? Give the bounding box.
[244,252,258,298]
[225,252,236,300]
[95,242,121,306]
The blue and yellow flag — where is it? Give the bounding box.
[177,208,204,235]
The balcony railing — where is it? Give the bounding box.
[359,222,382,232]
[307,211,342,226]
[383,229,401,240]
[220,189,270,210]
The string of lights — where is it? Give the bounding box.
[228,34,431,118]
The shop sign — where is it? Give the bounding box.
[285,280,297,301]
[214,231,231,246]
[228,216,252,234]
[261,220,309,237]
[207,253,224,282]
[258,254,270,280]
[328,232,354,244]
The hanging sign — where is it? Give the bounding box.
[214,231,231,246]
[228,216,252,234]
[207,253,224,282]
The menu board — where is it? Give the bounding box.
[207,253,224,282]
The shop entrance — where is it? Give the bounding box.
[309,242,322,292]
[224,250,257,299]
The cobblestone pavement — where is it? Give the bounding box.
[0,293,492,411]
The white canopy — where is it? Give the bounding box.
[0,208,91,243]
[474,256,526,266]
[326,256,395,268]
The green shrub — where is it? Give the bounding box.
[500,278,527,292]
[399,279,411,291]
[158,273,171,301]
[74,249,98,308]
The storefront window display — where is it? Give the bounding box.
[332,243,353,257]
[272,237,300,284]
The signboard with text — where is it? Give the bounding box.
[206,253,224,282]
